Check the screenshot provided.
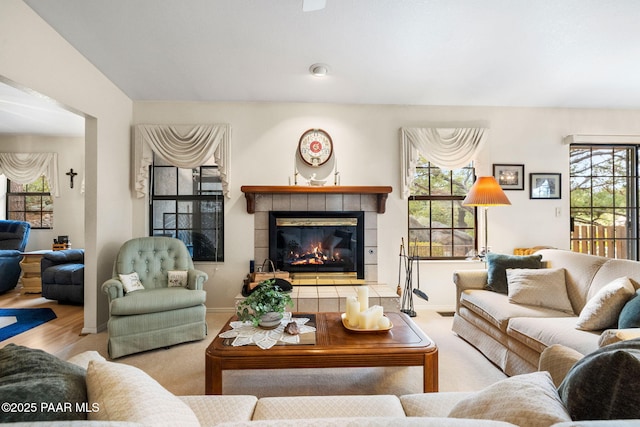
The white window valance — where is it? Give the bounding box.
[0,152,59,197]
[400,127,488,198]
[134,124,231,198]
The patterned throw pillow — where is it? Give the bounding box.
[118,272,145,293]
[448,371,571,427]
[86,360,199,426]
[507,268,574,313]
[168,270,188,287]
[575,277,634,331]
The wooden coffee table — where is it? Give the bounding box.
[205,311,438,395]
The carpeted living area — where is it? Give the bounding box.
[53,307,507,397]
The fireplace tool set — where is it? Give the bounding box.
[398,238,429,317]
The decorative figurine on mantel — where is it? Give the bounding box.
[292,128,339,186]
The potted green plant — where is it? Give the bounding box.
[236,279,294,328]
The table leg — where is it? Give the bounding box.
[423,349,439,392]
[205,355,223,395]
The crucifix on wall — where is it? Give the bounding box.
[66,168,78,188]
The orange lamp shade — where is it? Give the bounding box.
[462,176,511,206]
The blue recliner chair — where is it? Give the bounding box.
[41,249,84,304]
[0,220,31,293]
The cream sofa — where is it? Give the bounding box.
[4,349,630,427]
[452,249,640,376]
[4,345,640,426]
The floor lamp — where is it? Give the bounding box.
[462,176,511,258]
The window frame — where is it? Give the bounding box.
[6,175,53,229]
[407,159,477,260]
[569,143,639,260]
[149,162,224,262]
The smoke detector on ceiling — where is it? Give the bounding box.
[309,63,329,77]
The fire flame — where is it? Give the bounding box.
[289,242,341,265]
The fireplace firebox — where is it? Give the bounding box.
[269,211,365,280]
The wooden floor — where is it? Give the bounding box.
[0,286,85,354]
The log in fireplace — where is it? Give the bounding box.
[269,211,365,280]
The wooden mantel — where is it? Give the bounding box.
[240,185,393,214]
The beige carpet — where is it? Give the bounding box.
[55,308,507,397]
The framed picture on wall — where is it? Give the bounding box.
[493,164,525,190]
[530,173,561,199]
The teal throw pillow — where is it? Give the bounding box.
[486,253,543,294]
[558,338,640,421]
[618,290,640,328]
[0,344,88,422]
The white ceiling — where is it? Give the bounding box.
[7,0,640,135]
[0,80,84,136]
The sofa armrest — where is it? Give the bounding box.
[102,278,125,302]
[452,269,488,312]
[538,344,584,387]
[0,249,21,259]
[41,249,85,274]
[43,249,84,264]
[188,268,208,290]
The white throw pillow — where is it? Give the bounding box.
[168,270,188,287]
[448,371,571,427]
[118,272,144,293]
[86,360,199,426]
[507,268,574,313]
[576,276,635,331]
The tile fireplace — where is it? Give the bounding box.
[241,185,399,311]
[269,211,365,280]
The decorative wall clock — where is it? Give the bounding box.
[298,129,333,167]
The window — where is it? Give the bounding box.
[150,155,224,262]
[408,156,476,259]
[6,175,53,229]
[570,144,639,260]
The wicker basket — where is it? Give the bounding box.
[250,259,290,282]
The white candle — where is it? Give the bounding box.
[359,305,384,329]
[357,286,369,312]
[372,305,383,319]
[358,311,369,329]
[378,316,390,329]
[346,296,360,327]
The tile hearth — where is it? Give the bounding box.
[235,284,400,313]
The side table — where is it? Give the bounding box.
[19,250,51,294]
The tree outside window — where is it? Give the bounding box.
[570,145,638,260]
[6,175,53,229]
[408,157,476,259]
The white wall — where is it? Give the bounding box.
[133,102,640,311]
[5,0,640,321]
[0,135,85,251]
[1,1,133,333]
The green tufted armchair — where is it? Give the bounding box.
[101,237,208,358]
